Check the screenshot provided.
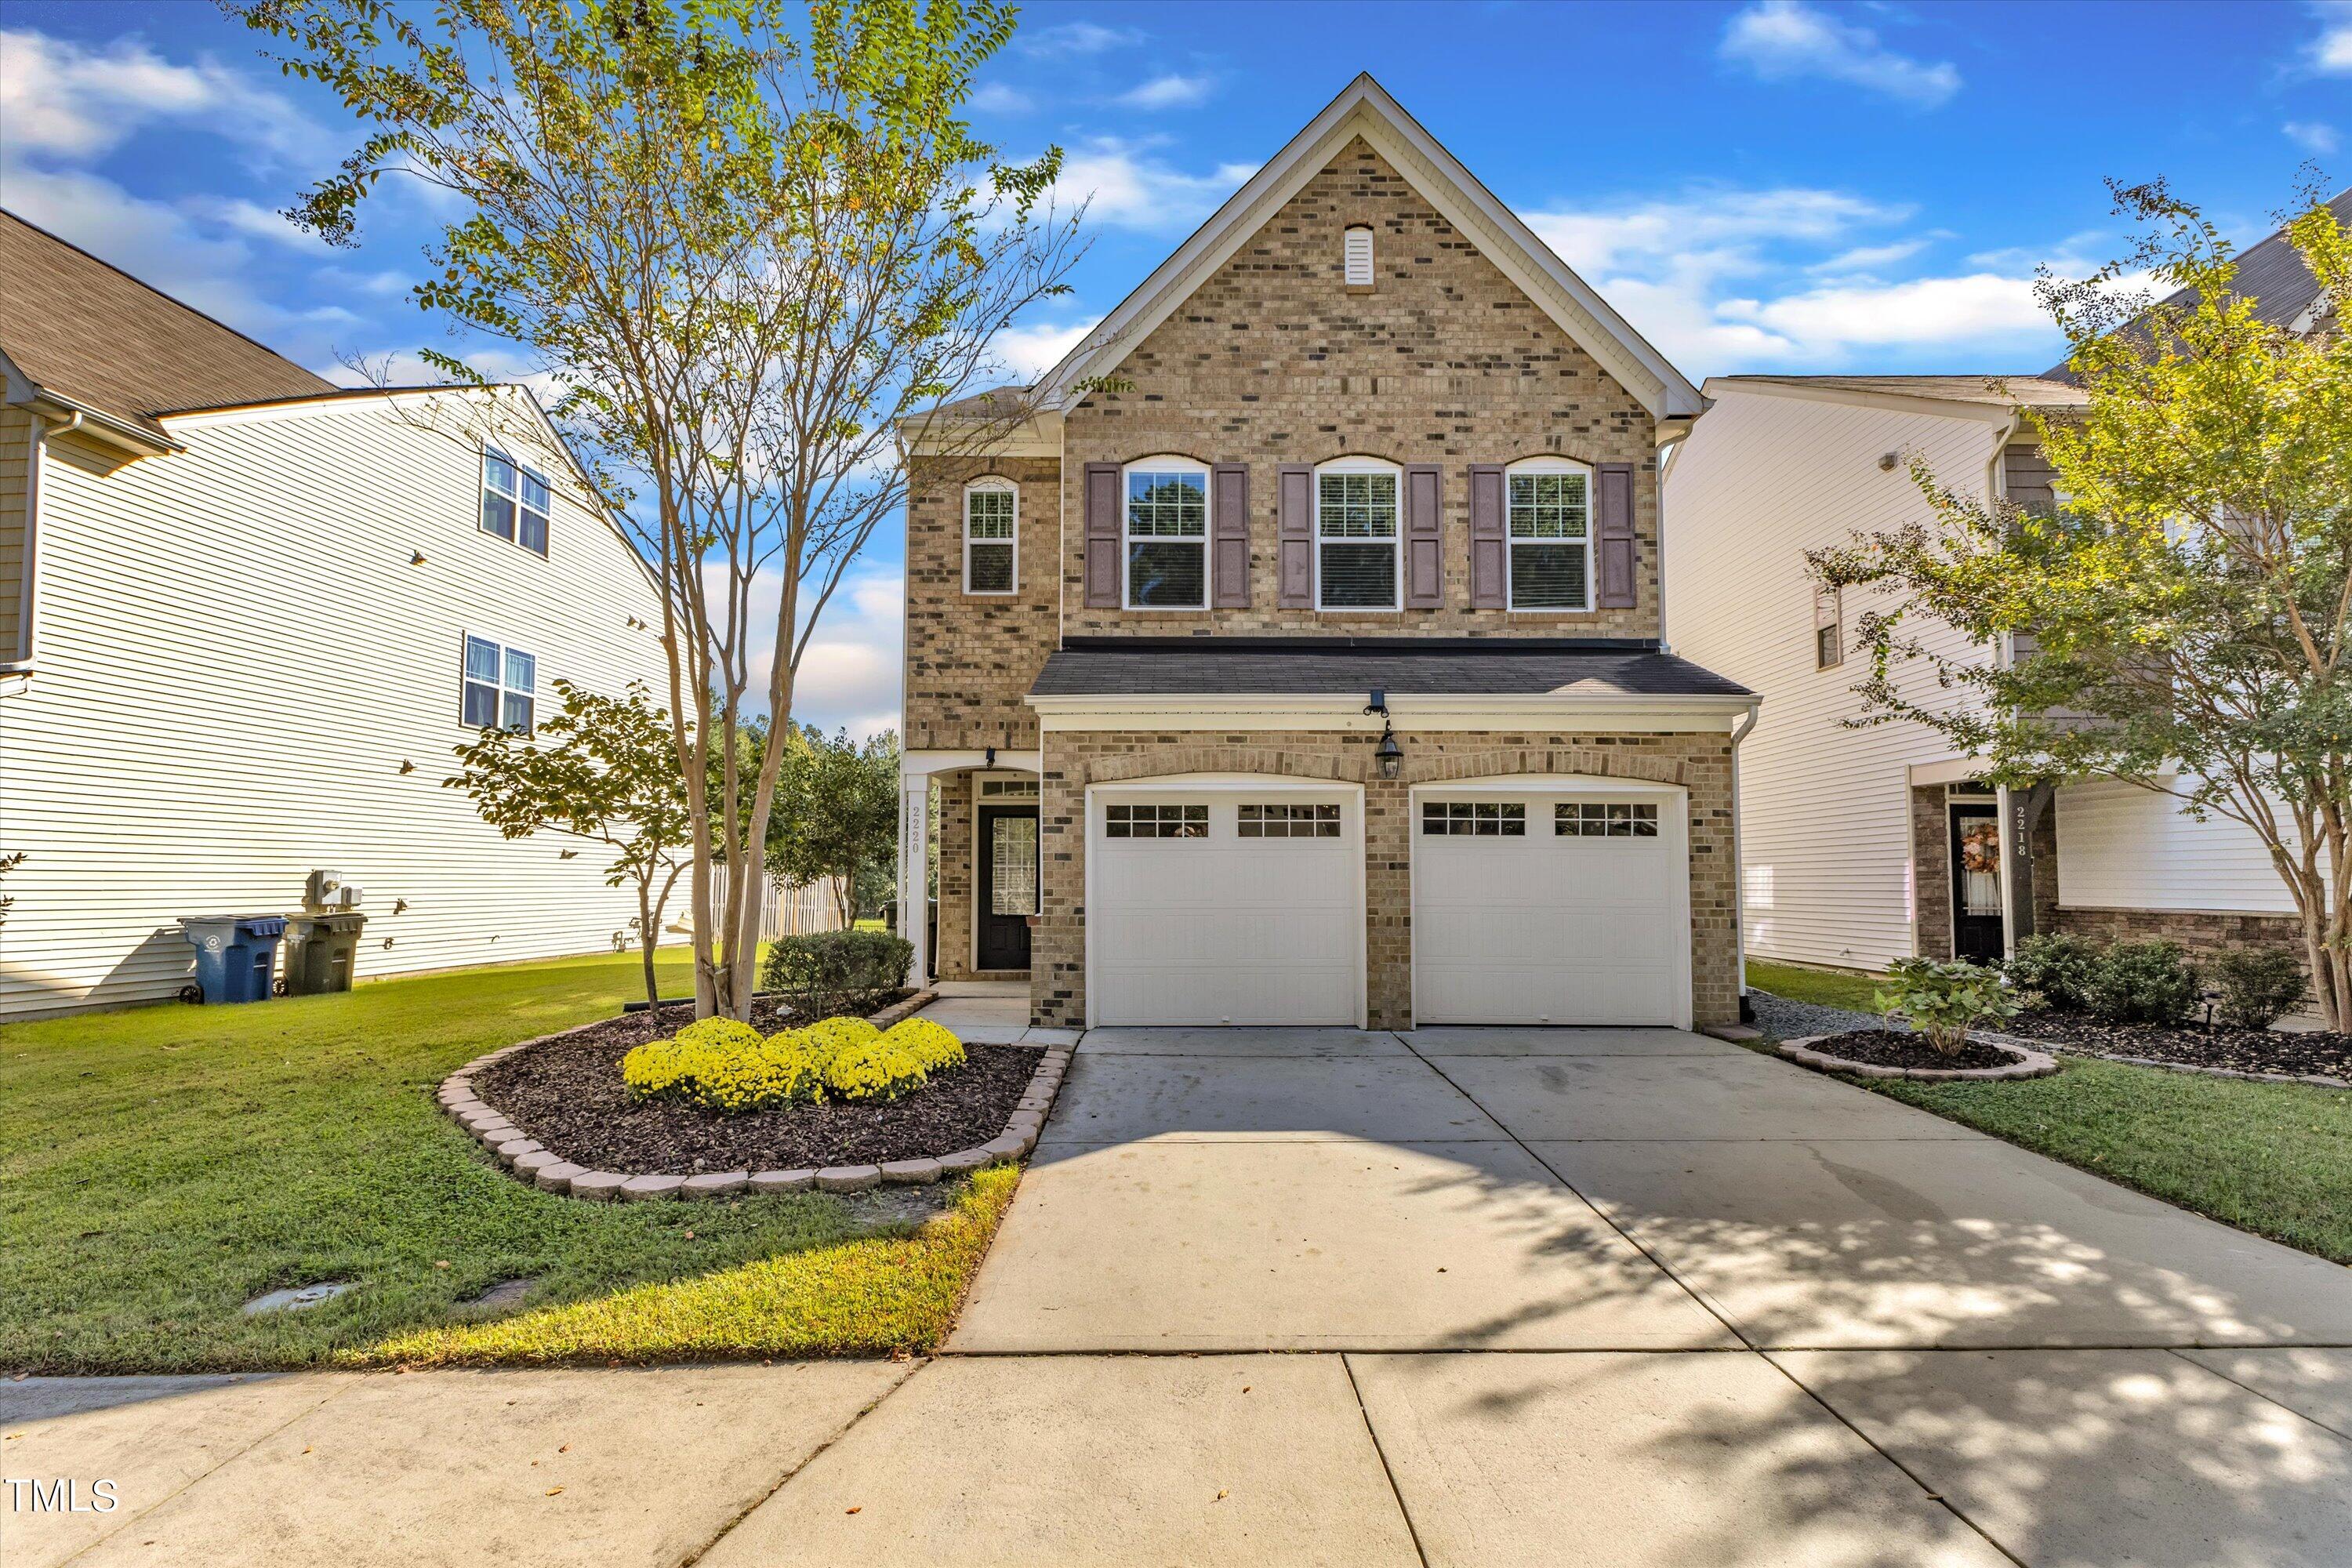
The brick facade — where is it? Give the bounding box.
[902,456,1059,753]
[1059,137,1661,639]
[1033,728,1739,1030]
[1909,785,1955,960]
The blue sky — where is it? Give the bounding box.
[2,0,2345,735]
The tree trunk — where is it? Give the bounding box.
[637,882,661,1008]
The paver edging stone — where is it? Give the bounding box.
[1777,1033,2059,1083]
[435,995,1065,1202]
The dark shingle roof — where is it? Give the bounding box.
[2044,187,2350,378]
[0,210,336,441]
[1029,639,1752,700]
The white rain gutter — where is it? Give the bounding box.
[1729,702,1759,1011]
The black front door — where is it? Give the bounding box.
[975,804,1038,971]
[1948,803,2005,962]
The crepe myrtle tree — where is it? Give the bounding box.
[1813,180,2350,1028]
[241,0,1084,1018]
[449,679,694,1006]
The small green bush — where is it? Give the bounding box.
[2087,939,2201,1024]
[2209,946,2307,1030]
[2006,933,2105,1011]
[760,929,913,1017]
[1873,956,2020,1056]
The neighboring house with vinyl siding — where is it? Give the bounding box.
[894,77,1756,1031]
[0,211,670,1018]
[1663,191,2345,1001]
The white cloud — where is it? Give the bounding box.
[715,564,903,739]
[969,81,1033,114]
[0,27,325,168]
[180,195,332,252]
[2310,2,2352,72]
[1807,238,1931,274]
[1019,21,1144,57]
[1526,187,1910,278]
[1719,1,1961,107]
[989,315,1104,381]
[1115,74,1214,111]
[1719,273,2052,350]
[2284,119,2342,154]
[1046,138,1257,232]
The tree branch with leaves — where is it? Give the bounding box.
[1813,180,2350,1025]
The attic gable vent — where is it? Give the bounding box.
[1344,225,1374,286]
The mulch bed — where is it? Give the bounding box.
[2002,1009,2352,1084]
[1802,1029,2027,1073]
[471,1012,1041,1172]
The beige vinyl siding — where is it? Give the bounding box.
[1664,387,2002,973]
[0,392,669,1018]
[0,404,29,662]
[2056,778,2307,916]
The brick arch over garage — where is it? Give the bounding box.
[1403,746,1689,788]
[1080,747,1367,786]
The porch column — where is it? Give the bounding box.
[1995,781,2053,960]
[898,768,930,988]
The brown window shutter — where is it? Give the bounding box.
[1404,463,1442,609]
[1595,461,1636,608]
[1083,462,1122,608]
[1277,464,1313,608]
[1468,463,1505,609]
[1211,463,1250,608]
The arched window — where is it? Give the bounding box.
[963,477,1018,594]
[1504,456,1593,612]
[1314,456,1402,611]
[1121,455,1210,609]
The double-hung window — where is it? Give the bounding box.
[1316,459,1399,610]
[1506,460,1590,610]
[1123,459,1208,609]
[481,449,552,556]
[462,635,536,732]
[964,480,1017,593]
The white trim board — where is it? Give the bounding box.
[1034,74,1703,422]
[1032,692,1757,731]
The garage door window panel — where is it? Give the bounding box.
[1239,803,1341,839]
[1421,800,1526,837]
[1555,801,1659,837]
[1103,803,1208,839]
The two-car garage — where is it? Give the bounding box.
[1082,775,1691,1029]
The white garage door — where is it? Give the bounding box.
[1413,786,1688,1026]
[1089,786,1362,1026]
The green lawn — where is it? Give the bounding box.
[1744,957,1886,1014]
[1876,1061,2352,1264]
[1745,958,2352,1265]
[0,951,1017,1374]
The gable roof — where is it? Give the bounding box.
[1706,373,2086,416]
[1033,74,1705,422]
[2045,187,2350,379]
[0,209,337,446]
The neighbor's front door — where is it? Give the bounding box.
[976,804,1038,971]
[1949,802,2005,962]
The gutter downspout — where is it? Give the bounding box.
[1983,410,2024,960]
[0,407,74,678]
[1729,702,1759,1017]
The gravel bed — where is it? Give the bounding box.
[1748,991,1894,1042]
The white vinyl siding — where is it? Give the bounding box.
[0,392,667,1018]
[1664,387,2003,972]
[2055,778,2306,916]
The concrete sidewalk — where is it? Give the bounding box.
[10,1025,2351,1567]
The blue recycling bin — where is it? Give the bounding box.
[180,915,287,1004]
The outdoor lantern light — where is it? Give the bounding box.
[1366,688,1403,781]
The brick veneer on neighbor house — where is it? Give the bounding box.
[903,455,1060,753]
[1058,137,1662,639]
[1032,728,1740,1030]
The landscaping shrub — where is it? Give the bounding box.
[822,1034,930,1102]
[1873,957,2020,1056]
[760,929,913,1016]
[2006,933,2105,1011]
[797,1014,881,1070]
[2087,939,2201,1024]
[881,1017,967,1076]
[2209,946,2307,1030]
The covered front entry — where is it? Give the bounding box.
[1411,777,1690,1027]
[1086,778,1364,1027]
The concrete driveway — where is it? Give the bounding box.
[11,1025,2351,1567]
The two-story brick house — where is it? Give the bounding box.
[896,77,1756,1030]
